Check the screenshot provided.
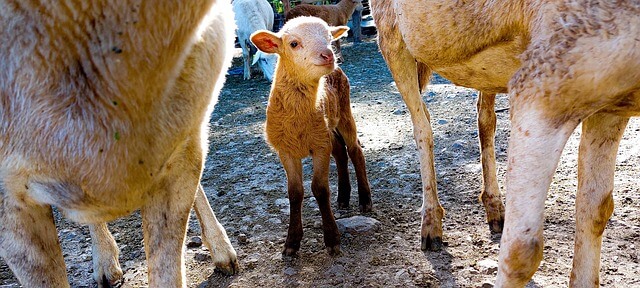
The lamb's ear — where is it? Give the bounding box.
[251,30,281,54]
[330,26,349,40]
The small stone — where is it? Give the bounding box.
[393,109,406,115]
[336,216,380,234]
[481,281,494,288]
[194,252,210,262]
[437,119,448,125]
[238,233,248,244]
[284,267,297,276]
[186,236,202,248]
[477,259,499,275]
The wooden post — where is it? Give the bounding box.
[283,0,291,15]
[351,9,362,44]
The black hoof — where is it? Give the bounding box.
[337,202,349,210]
[215,259,240,276]
[282,247,299,259]
[359,203,372,213]
[488,219,504,234]
[326,245,341,256]
[421,236,443,251]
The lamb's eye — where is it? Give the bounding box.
[290,41,298,48]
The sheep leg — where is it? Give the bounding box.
[332,133,352,210]
[495,106,579,287]
[311,148,341,255]
[569,113,628,287]
[0,191,69,287]
[476,91,505,233]
[89,223,123,287]
[141,144,203,287]
[338,121,372,213]
[193,184,238,275]
[241,40,252,80]
[279,154,304,257]
[375,20,443,251]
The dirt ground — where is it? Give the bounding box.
[1,37,639,288]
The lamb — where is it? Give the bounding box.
[285,0,364,62]
[370,0,640,286]
[0,1,237,287]
[250,16,372,256]
[233,0,278,81]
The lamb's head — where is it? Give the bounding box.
[250,17,348,82]
[252,51,277,82]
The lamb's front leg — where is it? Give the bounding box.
[311,148,341,256]
[279,154,304,257]
[570,113,628,287]
[495,107,579,287]
[89,223,123,287]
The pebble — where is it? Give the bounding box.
[283,267,297,276]
[194,252,210,262]
[437,119,448,125]
[481,281,494,288]
[186,236,202,248]
[477,259,499,275]
[336,216,380,234]
[238,233,248,244]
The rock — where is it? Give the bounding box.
[324,264,345,277]
[437,119,448,125]
[275,198,290,207]
[481,281,494,288]
[336,216,380,234]
[283,267,297,276]
[477,259,499,275]
[186,236,203,248]
[194,252,210,262]
[452,140,466,150]
[238,233,248,244]
[393,109,406,115]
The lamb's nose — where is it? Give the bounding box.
[320,50,334,63]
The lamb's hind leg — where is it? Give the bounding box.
[193,184,238,274]
[570,113,628,287]
[89,223,123,288]
[337,120,372,212]
[0,187,69,287]
[476,92,505,233]
[373,5,443,250]
[332,134,352,210]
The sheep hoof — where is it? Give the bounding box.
[326,245,341,256]
[282,247,299,258]
[359,203,372,213]
[488,219,504,234]
[337,202,350,210]
[215,258,240,276]
[421,236,443,252]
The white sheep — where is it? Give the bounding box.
[233,0,278,81]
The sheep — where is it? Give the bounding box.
[285,0,364,62]
[370,0,640,286]
[250,16,372,256]
[0,1,237,287]
[233,0,278,81]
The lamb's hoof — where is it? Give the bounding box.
[98,274,121,288]
[421,236,443,252]
[326,245,341,256]
[214,258,240,275]
[488,219,504,234]
[359,203,372,213]
[282,247,299,259]
[337,201,349,210]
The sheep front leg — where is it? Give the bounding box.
[476,92,505,233]
[311,148,341,255]
[279,154,304,257]
[89,223,123,287]
[570,113,628,287]
[495,106,579,287]
[193,184,238,275]
[0,189,69,287]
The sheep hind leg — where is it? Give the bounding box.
[476,91,505,233]
[0,192,69,287]
[376,24,443,251]
[193,184,238,275]
[332,133,352,210]
[89,223,123,288]
[337,120,372,213]
[570,113,628,287]
[279,154,304,257]
[311,148,341,256]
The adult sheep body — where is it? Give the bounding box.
[371,0,640,286]
[233,0,278,81]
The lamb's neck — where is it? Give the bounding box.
[271,72,325,110]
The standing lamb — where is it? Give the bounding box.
[371,0,640,286]
[251,16,372,256]
[233,0,278,81]
[285,0,364,62]
[0,0,236,287]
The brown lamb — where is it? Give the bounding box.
[251,16,372,257]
